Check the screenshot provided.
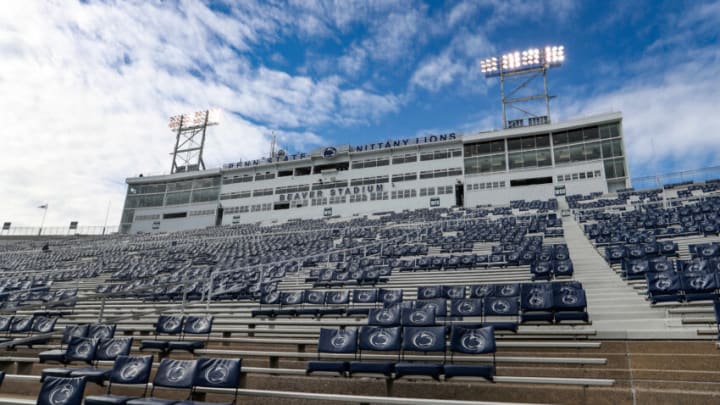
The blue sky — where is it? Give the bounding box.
[0,0,719,227]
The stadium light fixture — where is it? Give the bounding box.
[480,45,566,129]
[169,108,221,130]
[482,45,565,77]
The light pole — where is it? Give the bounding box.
[38,204,48,236]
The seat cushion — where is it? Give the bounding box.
[126,398,178,405]
[306,360,348,374]
[250,310,275,318]
[85,395,139,405]
[349,361,395,376]
[167,340,205,352]
[294,308,319,316]
[346,308,370,316]
[554,312,589,322]
[318,308,346,316]
[443,364,494,381]
[40,368,72,381]
[139,340,169,351]
[38,349,67,363]
[69,367,111,384]
[394,362,444,379]
[175,401,233,405]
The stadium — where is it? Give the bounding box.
[2,2,720,405]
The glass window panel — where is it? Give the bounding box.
[124,196,140,209]
[600,126,611,139]
[364,160,377,168]
[567,129,583,144]
[508,152,524,170]
[569,144,585,162]
[609,124,619,138]
[434,150,448,159]
[165,191,191,205]
[491,154,506,172]
[583,126,599,141]
[522,150,537,167]
[479,156,492,173]
[420,152,434,161]
[611,139,623,157]
[536,149,552,166]
[192,187,220,203]
[585,142,602,160]
[507,138,522,151]
[491,140,505,153]
[601,140,613,158]
[535,134,550,148]
[521,136,535,150]
[377,159,389,166]
[167,181,193,192]
[554,146,570,164]
[464,158,479,174]
[604,159,616,178]
[553,131,568,145]
[614,160,626,177]
[405,154,417,162]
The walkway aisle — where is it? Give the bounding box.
[561,215,698,339]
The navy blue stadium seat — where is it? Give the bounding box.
[39,324,89,364]
[70,338,133,384]
[444,325,496,381]
[647,272,683,304]
[37,376,87,405]
[126,358,197,405]
[167,315,214,353]
[681,273,718,302]
[401,307,436,326]
[89,323,117,340]
[450,298,483,318]
[482,296,519,332]
[368,305,401,327]
[521,284,554,323]
[379,288,403,306]
[395,326,447,380]
[42,337,98,381]
[140,315,183,352]
[174,357,242,405]
[307,328,357,376]
[349,326,401,377]
[416,298,447,318]
[85,355,154,405]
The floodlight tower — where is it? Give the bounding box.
[480,46,565,129]
[168,108,221,174]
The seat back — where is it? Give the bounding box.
[443,285,466,299]
[88,323,116,340]
[304,290,326,305]
[280,291,304,306]
[358,326,401,352]
[379,288,403,305]
[32,317,58,333]
[449,325,496,355]
[368,305,401,327]
[326,290,350,305]
[37,376,87,405]
[60,325,89,345]
[109,355,153,385]
[450,298,483,317]
[95,338,133,361]
[317,328,358,354]
[401,307,436,326]
[154,358,198,389]
[10,317,33,333]
[401,326,446,354]
[483,296,519,317]
[0,316,12,332]
[183,315,214,335]
[66,337,98,364]
[352,289,377,304]
[156,315,184,334]
[193,357,242,389]
[417,286,441,300]
[416,298,447,317]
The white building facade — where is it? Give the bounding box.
[120,112,627,234]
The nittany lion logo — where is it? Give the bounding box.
[166,364,189,382]
[500,285,517,296]
[48,383,75,405]
[654,279,672,290]
[375,309,394,323]
[323,147,337,159]
[447,287,463,298]
[120,361,144,381]
[409,310,428,324]
[330,334,350,349]
[104,341,125,358]
[357,291,371,302]
[561,294,578,305]
[204,364,229,384]
[368,330,393,348]
[411,331,436,349]
[191,317,210,333]
[528,295,545,307]
[460,331,487,352]
[491,299,511,314]
[690,277,709,289]
[421,288,436,298]
[163,318,181,331]
[457,300,476,314]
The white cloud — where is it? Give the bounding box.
[558,46,720,177]
[0,1,399,229]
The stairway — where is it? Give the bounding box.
[561,216,700,339]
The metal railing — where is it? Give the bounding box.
[631,165,720,191]
[0,225,119,236]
